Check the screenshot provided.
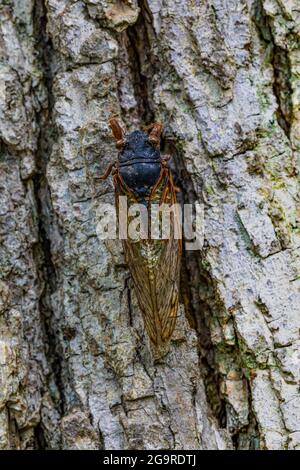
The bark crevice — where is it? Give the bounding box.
[253,0,292,139]
[31,0,64,447]
[119,1,156,124]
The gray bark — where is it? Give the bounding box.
[0,0,299,450]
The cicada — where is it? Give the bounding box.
[100,118,182,346]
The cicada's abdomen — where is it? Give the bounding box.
[101,118,182,346]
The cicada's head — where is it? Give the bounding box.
[109,119,163,202]
[118,130,160,164]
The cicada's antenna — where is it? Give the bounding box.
[109,117,126,149]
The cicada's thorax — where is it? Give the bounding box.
[117,130,162,205]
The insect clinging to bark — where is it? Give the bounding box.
[100,117,182,347]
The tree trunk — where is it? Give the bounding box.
[0,0,299,450]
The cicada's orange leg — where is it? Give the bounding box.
[161,155,180,192]
[99,162,117,180]
[161,154,171,166]
[109,117,126,149]
[145,122,163,147]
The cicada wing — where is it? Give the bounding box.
[115,170,182,346]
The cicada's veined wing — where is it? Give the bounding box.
[114,168,182,346]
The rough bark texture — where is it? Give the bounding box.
[0,0,299,450]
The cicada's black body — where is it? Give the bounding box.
[101,118,182,347]
[118,131,161,205]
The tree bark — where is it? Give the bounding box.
[0,0,299,450]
